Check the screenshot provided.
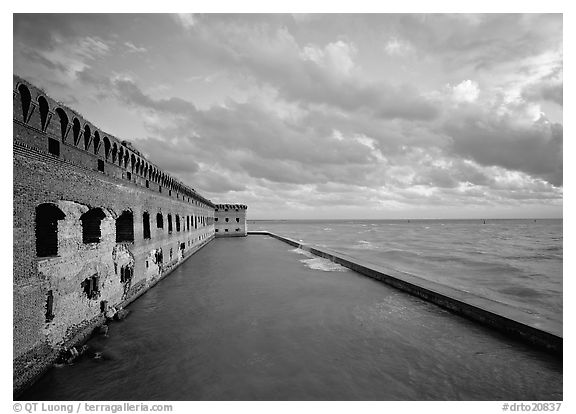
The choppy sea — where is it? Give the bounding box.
[250,219,563,327]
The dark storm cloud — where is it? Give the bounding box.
[444,114,563,187]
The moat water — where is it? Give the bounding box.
[252,219,563,329]
[21,236,561,400]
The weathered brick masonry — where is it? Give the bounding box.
[13,75,244,395]
[214,204,248,237]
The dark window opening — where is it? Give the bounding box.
[176,215,181,232]
[156,213,163,229]
[104,137,111,160]
[159,186,162,193]
[155,249,163,264]
[225,229,229,232]
[169,190,172,196]
[72,119,81,146]
[38,96,49,131]
[143,212,151,239]
[116,211,134,243]
[170,248,173,260]
[236,228,240,232]
[55,108,68,140]
[168,214,173,233]
[236,218,240,223]
[225,218,229,222]
[98,159,105,172]
[81,275,100,300]
[215,217,218,222]
[48,138,60,157]
[81,208,105,244]
[146,260,149,268]
[146,180,149,188]
[35,203,65,257]
[126,172,132,181]
[93,132,100,155]
[187,216,190,231]
[83,125,91,150]
[45,290,54,322]
[180,242,185,251]
[18,84,32,121]
[120,265,133,299]
[215,229,219,232]
[120,266,133,284]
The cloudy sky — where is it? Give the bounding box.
[13,13,562,219]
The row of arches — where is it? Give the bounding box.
[16,82,210,206]
[34,203,214,257]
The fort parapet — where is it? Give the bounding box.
[12,75,246,395]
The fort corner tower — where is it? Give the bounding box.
[214,204,248,237]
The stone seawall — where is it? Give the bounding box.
[248,231,562,356]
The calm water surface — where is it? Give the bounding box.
[21,236,562,401]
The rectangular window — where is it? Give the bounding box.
[215,229,219,232]
[146,180,149,188]
[45,290,54,322]
[143,212,151,239]
[48,138,60,157]
[159,186,162,193]
[126,171,132,180]
[98,159,105,172]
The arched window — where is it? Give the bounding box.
[168,214,173,233]
[176,215,180,232]
[104,137,111,160]
[83,125,91,150]
[80,208,106,244]
[156,213,163,229]
[111,143,118,163]
[18,84,32,122]
[55,108,68,140]
[116,211,134,243]
[118,147,124,166]
[143,212,151,239]
[131,154,136,172]
[38,96,49,131]
[35,203,65,257]
[93,131,101,155]
[72,118,81,146]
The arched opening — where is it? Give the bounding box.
[83,125,91,150]
[18,84,32,122]
[115,211,134,243]
[103,137,111,160]
[55,108,68,140]
[156,212,163,229]
[35,203,65,257]
[111,143,118,163]
[143,212,151,239]
[93,131,101,155]
[80,208,106,244]
[72,118,81,146]
[131,154,136,172]
[118,147,124,166]
[38,96,49,131]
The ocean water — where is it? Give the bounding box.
[250,219,563,328]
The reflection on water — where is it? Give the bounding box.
[20,237,562,401]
